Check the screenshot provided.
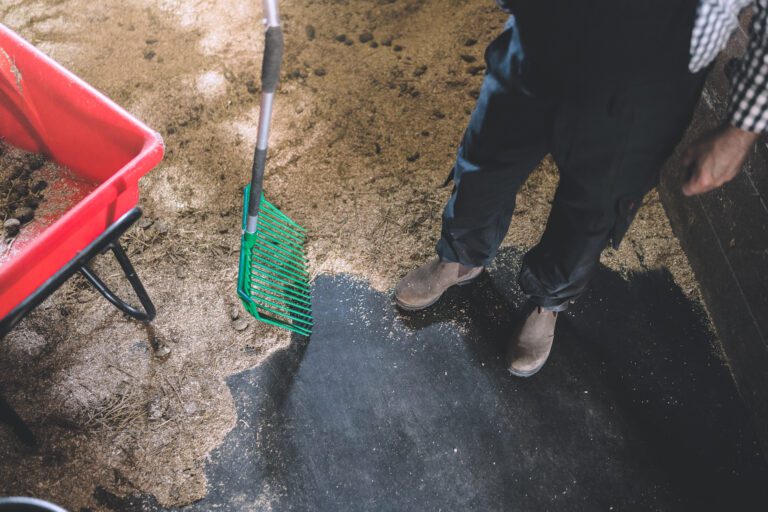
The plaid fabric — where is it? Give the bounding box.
[691,0,768,132]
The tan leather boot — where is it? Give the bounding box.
[394,258,484,311]
[506,304,558,377]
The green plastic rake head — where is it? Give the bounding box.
[238,185,312,336]
[237,0,312,336]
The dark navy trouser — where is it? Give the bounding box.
[436,17,707,311]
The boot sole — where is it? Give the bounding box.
[394,271,483,312]
[507,363,546,378]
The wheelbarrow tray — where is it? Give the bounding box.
[0,24,164,323]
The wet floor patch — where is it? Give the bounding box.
[96,248,768,511]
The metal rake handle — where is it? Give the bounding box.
[246,0,283,233]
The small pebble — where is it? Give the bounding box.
[305,25,316,41]
[344,39,353,46]
[393,45,403,52]
[147,396,165,421]
[10,165,25,180]
[467,65,486,76]
[31,179,47,192]
[469,89,480,99]
[130,340,148,353]
[359,32,374,43]
[27,155,45,170]
[4,218,20,237]
[246,80,258,94]
[370,41,379,49]
[381,37,393,47]
[432,110,446,119]
[143,49,156,60]
[464,38,477,46]
[154,344,172,359]
[460,54,476,63]
[15,206,34,223]
[230,306,241,320]
[407,152,420,162]
[154,220,169,234]
[334,34,347,43]
[413,65,427,77]
[232,318,249,331]
[314,68,327,77]
[13,183,28,196]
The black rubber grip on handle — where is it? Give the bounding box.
[262,27,284,93]
[249,148,268,216]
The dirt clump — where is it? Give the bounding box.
[0,143,48,239]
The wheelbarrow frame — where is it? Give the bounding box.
[0,207,155,340]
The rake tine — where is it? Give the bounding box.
[249,279,312,307]
[253,298,313,324]
[253,233,308,265]
[260,207,307,238]
[251,254,310,283]
[250,265,311,296]
[250,274,311,301]
[251,263,310,292]
[257,310,313,333]
[251,295,313,322]
[262,199,306,232]
[251,248,309,279]
[256,220,306,250]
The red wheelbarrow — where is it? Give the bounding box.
[0,24,164,339]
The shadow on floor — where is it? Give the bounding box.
[98,247,768,511]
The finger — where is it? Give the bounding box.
[682,164,703,196]
[681,157,699,191]
[683,171,715,196]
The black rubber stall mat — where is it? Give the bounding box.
[99,248,768,511]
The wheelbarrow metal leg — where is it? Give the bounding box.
[79,242,156,322]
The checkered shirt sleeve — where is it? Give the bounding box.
[727,0,768,132]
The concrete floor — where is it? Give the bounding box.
[94,248,768,511]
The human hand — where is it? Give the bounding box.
[681,125,760,196]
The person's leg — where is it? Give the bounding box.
[519,75,708,310]
[395,19,554,310]
[507,73,708,376]
[436,28,554,267]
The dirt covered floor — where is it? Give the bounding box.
[0,0,708,509]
